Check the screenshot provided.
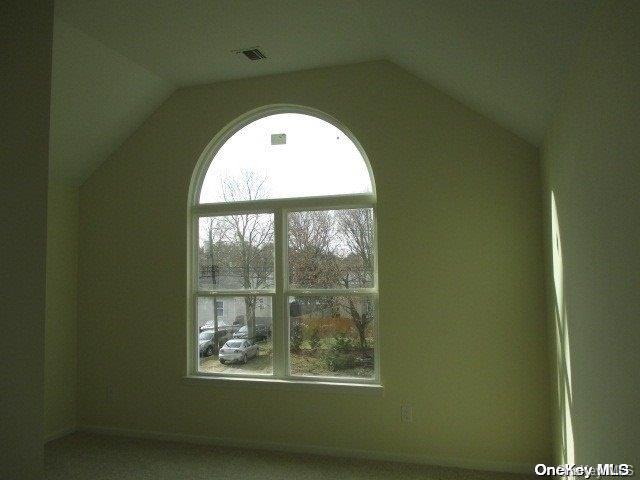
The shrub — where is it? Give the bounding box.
[324,351,357,371]
[290,320,304,352]
[331,333,353,354]
[310,328,321,350]
[322,333,357,371]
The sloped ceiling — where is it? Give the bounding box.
[52,0,598,185]
[49,20,173,185]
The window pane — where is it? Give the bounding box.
[288,296,375,379]
[198,214,274,290]
[199,113,372,203]
[288,208,374,289]
[198,296,273,375]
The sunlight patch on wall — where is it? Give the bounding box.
[551,191,575,466]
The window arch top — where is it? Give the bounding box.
[198,111,374,204]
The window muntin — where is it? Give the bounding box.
[199,113,373,204]
[191,108,378,384]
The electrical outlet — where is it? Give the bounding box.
[106,385,114,403]
[401,404,413,423]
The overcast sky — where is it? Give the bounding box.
[199,113,373,203]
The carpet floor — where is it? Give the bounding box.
[45,432,535,479]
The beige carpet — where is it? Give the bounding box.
[45,432,535,479]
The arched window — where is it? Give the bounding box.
[189,106,378,385]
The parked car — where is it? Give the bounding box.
[232,324,270,341]
[198,328,232,356]
[200,322,238,335]
[219,339,259,364]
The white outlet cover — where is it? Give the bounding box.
[271,133,286,145]
[401,404,413,422]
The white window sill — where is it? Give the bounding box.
[183,375,384,396]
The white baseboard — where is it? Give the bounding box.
[45,425,77,443]
[80,424,533,474]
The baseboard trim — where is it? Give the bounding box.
[45,426,77,443]
[80,424,533,474]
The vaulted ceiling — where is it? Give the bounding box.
[51,0,598,186]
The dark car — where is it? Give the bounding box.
[198,328,233,356]
[232,324,271,341]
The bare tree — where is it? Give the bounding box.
[202,176,374,351]
[287,208,375,351]
[335,208,374,350]
[201,170,273,340]
[288,210,339,288]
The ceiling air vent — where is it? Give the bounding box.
[240,47,266,61]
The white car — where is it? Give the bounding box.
[219,339,258,364]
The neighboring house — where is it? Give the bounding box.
[198,266,273,291]
[198,267,274,331]
[198,294,272,331]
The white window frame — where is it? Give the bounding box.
[187,105,380,386]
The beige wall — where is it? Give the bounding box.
[78,61,550,471]
[0,1,53,478]
[542,0,640,466]
[45,182,79,440]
